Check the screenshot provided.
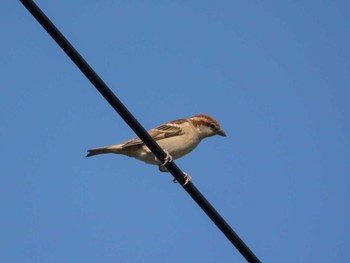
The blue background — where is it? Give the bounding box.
[1,1,349,262]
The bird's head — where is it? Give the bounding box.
[189,114,226,139]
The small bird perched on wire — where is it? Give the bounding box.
[86,114,226,185]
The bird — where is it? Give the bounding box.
[86,114,226,185]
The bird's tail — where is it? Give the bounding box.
[86,145,122,157]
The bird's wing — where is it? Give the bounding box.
[121,119,186,148]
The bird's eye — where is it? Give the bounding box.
[209,123,216,129]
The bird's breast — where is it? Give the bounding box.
[157,134,200,160]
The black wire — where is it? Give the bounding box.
[19,1,261,262]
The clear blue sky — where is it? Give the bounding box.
[1,1,349,262]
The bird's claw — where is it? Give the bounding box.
[157,150,173,166]
[172,173,192,186]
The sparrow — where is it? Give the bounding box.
[86,114,226,185]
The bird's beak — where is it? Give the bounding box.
[216,129,227,136]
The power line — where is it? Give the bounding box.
[19,1,261,262]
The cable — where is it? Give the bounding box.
[19,1,261,262]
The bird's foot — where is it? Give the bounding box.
[172,173,192,186]
[156,150,173,166]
